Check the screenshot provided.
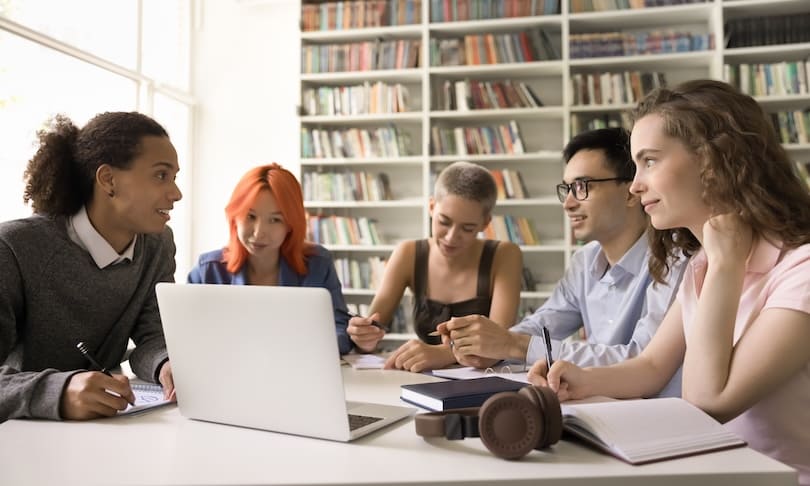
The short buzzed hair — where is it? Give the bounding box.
[434,161,497,217]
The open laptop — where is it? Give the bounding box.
[155,283,414,441]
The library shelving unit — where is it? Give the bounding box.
[298,0,810,340]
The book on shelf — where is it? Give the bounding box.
[335,255,388,289]
[400,376,525,411]
[569,31,713,59]
[303,170,394,202]
[430,121,525,156]
[569,0,706,14]
[429,0,559,22]
[430,28,559,67]
[307,215,383,246]
[725,13,810,49]
[482,215,538,245]
[302,0,424,31]
[560,397,746,465]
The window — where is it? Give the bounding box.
[0,1,195,281]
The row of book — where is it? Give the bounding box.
[337,260,539,292]
[301,127,413,159]
[724,61,810,98]
[571,112,630,134]
[491,169,530,199]
[569,31,713,59]
[429,29,558,66]
[302,39,420,74]
[301,0,421,31]
[430,121,525,155]
[334,256,387,289]
[435,79,543,111]
[570,71,666,106]
[302,82,411,116]
[570,0,704,13]
[307,215,384,245]
[481,214,539,245]
[725,14,810,49]
[429,0,559,22]
[303,171,394,202]
[770,110,810,146]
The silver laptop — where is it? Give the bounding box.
[156,283,414,441]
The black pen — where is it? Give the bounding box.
[76,342,112,376]
[343,310,386,331]
[542,326,554,369]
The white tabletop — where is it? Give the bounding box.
[0,368,797,486]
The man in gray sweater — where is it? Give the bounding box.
[0,111,182,421]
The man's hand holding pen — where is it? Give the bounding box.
[60,371,136,420]
[347,312,385,353]
[433,315,511,369]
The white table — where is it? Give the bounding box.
[0,368,797,486]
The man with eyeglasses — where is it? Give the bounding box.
[436,127,686,397]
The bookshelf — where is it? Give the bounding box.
[298,0,810,339]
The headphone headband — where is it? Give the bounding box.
[414,407,481,440]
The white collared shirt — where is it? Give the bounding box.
[67,206,136,269]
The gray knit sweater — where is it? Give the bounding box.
[0,214,175,421]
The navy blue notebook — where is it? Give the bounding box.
[400,376,525,411]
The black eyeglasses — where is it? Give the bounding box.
[556,178,632,203]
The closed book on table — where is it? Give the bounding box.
[400,376,525,411]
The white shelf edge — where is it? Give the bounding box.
[301,113,423,123]
[304,199,424,208]
[301,156,424,166]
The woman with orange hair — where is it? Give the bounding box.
[187,163,351,354]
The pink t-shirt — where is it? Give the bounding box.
[678,239,810,484]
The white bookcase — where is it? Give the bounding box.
[299,0,810,340]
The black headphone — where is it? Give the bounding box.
[414,385,563,460]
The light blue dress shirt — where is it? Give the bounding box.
[187,245,351,355]
[511,234,686,396]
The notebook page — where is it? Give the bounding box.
[119,383,173,416]
[561,398,744,463]
[342,353,387,369]
[432,366,530,383]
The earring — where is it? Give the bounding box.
[108,190,115,198]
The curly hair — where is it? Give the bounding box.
[222,163,315,275]
[434,161,497,218]
[23,112,168,216]
[632,79,810,283]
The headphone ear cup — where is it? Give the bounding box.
[519,386,563,449]
[478,391,542,460]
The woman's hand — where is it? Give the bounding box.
[528,359,592,402]
[702,213,753,268]
[347,313,385,353]
[384,339,456,373]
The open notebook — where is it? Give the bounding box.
[561,397,746,464]
[119,383,173,416]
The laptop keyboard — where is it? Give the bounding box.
[348,413,383,431]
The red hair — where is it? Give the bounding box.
[223,163,314,275]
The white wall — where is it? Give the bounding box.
[189,0,301,263]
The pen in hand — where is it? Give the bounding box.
[542,326,554,369]
[343,310,386,331]
[76,341,112,377]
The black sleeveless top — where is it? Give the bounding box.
[412,239,499,344]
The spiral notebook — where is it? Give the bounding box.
[119,383,173,416]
